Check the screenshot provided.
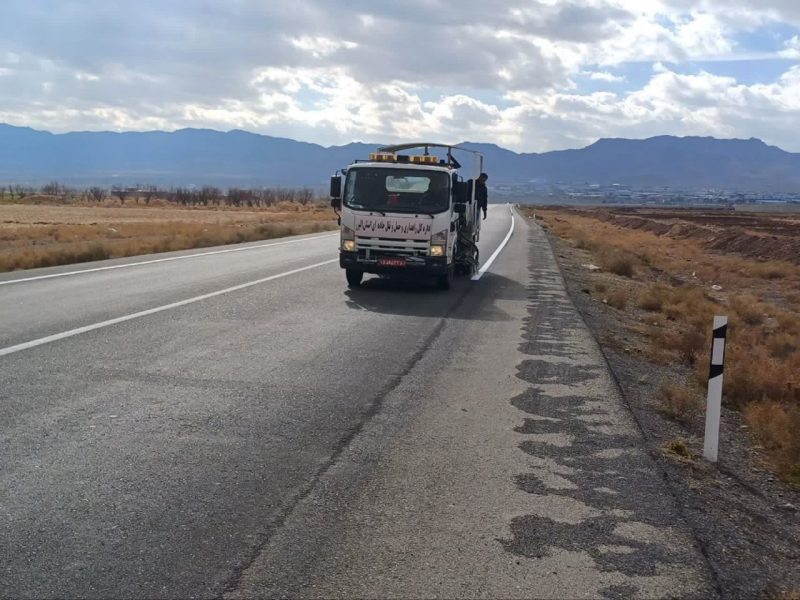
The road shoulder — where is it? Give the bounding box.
[540,212,800,598]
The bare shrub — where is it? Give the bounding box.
[599,249,636,277]
[744,260,794,280]
[676,328,708,365]
[573,235,594,250]
[653,323,709,366]
[606,288,627,310]
[638,284,668,311]
[767,333,799,360]
[744,401,800,480]
[724,344,800,407]
[731,294,767,326]
[657,382,700,422]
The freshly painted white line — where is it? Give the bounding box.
[0,258,338,358]
[472,205,515,281]
[0,232,338,286]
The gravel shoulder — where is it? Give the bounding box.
[541,217,800,599]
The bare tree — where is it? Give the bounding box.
[112,187,128,205]
[88,187,106,203]
[298,187,315,206]
[13,185,30,200]
[174,187,194,206]
[143,186,158,205]
[261,188,277,206]
[41,181,62,196]
[198,186,220,207]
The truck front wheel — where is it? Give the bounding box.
[346,269,364,287]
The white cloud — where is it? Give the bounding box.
[0,0,800,151]
[497,65,800,151]
[289,36,358,59]
[779,35,800,58]
[586,71,626,82]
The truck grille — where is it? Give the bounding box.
[356,237,429,256]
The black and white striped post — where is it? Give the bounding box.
[703,315,728,463]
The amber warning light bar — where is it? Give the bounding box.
[368,152,441,164]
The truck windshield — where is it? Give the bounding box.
[344,168,450,214]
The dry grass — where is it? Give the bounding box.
[638,284,667,311]
[0,202,337,272]
[747,260,794,280]
[730,293,769,326]
[599,250,637,277]
[744,402,800,482]
[606,288,628,310]
[658,382,702,422]
[663,438,696,464]
[530,206,800,481]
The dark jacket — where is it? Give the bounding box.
[475,181,488,210]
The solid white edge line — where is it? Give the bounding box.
[0,258,338,358]
[0,232,338,286]
[471,204,515,281]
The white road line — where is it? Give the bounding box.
[472,204,515,281]
[0,232,338,286]
[0,258,338,358]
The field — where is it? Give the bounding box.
[525,206,800,483]
[0,197,337,272]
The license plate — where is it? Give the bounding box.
[378,257,406,267]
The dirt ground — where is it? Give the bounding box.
[594,207,800,266]
[526,206,800,599]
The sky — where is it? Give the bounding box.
[1,0,799,152]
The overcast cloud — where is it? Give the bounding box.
[1,0,799,151]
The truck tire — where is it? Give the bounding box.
[346,269,363,287]
[437,266,454,290]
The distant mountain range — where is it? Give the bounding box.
[2,123,800,191]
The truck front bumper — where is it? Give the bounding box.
[340,251,448,276]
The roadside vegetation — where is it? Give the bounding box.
[0,184,337,272]
[525,206,800,485]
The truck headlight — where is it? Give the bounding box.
[341,225,356,251]
[430,244,445,257]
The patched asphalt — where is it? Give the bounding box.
[227,215,717,599]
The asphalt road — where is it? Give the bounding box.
[0,205,715,598]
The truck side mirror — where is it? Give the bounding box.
[453,181,469,204]
[330,175,342,208]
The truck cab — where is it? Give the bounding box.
[330,143,483,290]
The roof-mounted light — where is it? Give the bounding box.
[369,152,396,162]
[410,155,439,164]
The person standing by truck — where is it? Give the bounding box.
[476,172,488,219]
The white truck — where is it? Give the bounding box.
[329,143,484,289]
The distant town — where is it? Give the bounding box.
[497,181,800,210]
